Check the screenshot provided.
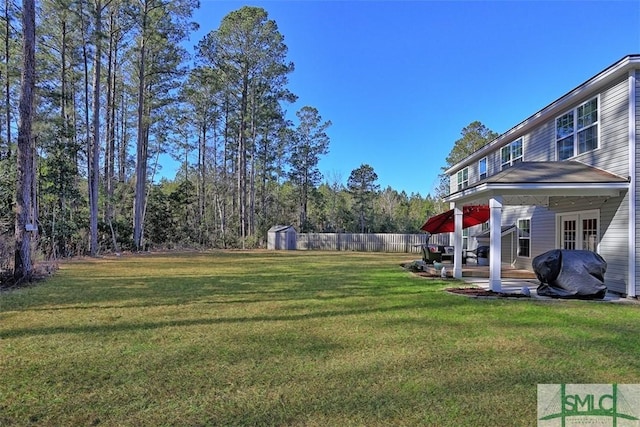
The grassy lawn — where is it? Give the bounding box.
[1,250,640,426]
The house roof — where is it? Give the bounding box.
[481,161,628,184]
[445,54,640,175]
[445,161,629,203]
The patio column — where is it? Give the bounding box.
[489,196,503,292]
[452,205,463,279]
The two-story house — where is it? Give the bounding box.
[444,54,638,298]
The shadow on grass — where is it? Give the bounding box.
[4,276,452,312]
[0,294,471,339]
[2,260,449,311]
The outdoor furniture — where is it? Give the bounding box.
[475,245,489,266]
[441,246,455,263]
[463,249,477,265]
[420,244,443,264]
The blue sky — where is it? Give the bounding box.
[182,0,640,196]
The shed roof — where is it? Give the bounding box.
[268,225,296,232]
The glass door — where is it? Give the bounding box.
[582,217,598,251]
[558,212,599,251]
[561,215,577,250]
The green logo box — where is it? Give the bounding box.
[538,384,640,426]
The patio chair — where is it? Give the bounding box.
[421,244,443,264]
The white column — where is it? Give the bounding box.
[453,205,463,279]
[489,196,503,292]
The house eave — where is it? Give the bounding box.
[445,182,629,204]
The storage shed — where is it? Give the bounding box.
[267,225,297,250]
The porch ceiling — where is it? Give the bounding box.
[445,161,629,205]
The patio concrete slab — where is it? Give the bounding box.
[461,276,636,303]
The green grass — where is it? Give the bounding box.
[1,251,640,426]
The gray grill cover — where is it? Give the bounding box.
[532,249,607,299]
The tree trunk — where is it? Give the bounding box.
[198,125,206,242]
[57,16,68,258]
[118,88,127,183]
[14,0,36,281]
[248,102,256,239]
[79,0,93,254]
[237,73,249,248]
[89,0,103,256]
[104,8,116,233]
[4,0,11,159]
[133,7,148,250]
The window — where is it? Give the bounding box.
[500,139,523,169]
[462,228,468,250]
[457,167,468,191]
[478,157,487,180]
[517,218,531,257]
[556,97,598,160]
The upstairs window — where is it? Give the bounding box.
[556,97,598,160]
[478,157,487,180]
[457,167,469,191]
[500,139,523,169]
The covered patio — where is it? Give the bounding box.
[422,262,537,279]
[443,161,630,294]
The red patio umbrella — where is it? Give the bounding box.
[420,205,490,234]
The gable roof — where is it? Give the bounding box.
[446,161,629,203]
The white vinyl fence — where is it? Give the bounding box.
[296,233,450,253]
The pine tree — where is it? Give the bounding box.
[288,106,330,231]
[197,6,294,246]
[129,0,197,250]
[347,164,379,233]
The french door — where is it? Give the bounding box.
[559,211,599,251]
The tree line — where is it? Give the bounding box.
[1,2,442,279]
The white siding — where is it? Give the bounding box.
[501,206,556,270]
[575,76,629,176]
[635,69,640,296]
[549,195,628,294]
[598,193,629,294]
[524,123,555,161]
